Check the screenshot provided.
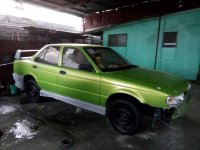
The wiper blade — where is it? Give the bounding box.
[118,64,138,69]
[104,64,137,72]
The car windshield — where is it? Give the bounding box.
[84,47,137,72]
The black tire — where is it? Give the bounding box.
[25,79,40,102]
[107,98,143,135]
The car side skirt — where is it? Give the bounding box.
[40,90,106,115]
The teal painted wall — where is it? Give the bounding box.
[156,9,200,80]
[103,8,200,80]
[103,18,158,69]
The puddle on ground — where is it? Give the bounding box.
[0,106,16,114]
[9,120,39,139]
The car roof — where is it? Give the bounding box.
[46,43,103,47]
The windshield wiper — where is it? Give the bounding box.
[118,64,138,69]
[105,64,138,72]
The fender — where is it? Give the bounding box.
[100,86,145,106]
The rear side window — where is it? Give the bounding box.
[35,46,60,65]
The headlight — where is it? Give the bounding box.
[187,83,191,91]
[166,93,184,107]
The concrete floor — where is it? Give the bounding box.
[0,83,200,150]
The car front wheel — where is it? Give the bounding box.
[107,98,143,135]
[25,79,40,102]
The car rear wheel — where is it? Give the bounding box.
[25,79,40,102]
[107,98,143,135]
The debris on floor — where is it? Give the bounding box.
[115,135,133,149]
[60,138,73,149]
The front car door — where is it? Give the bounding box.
[57,46,101,105]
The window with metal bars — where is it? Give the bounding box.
[108,34,127,47]
[163,32,178,48]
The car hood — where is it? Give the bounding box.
[101,67,188,96]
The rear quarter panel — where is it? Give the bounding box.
[14,60,32,76]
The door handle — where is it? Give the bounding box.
[32,65,37,69]
[60,70,66,75]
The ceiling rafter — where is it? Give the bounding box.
[23,0,150,16]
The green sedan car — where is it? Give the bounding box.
[13,44,191,135]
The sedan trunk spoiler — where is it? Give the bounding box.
[15,49,39,60]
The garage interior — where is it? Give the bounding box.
[0,0,200,149]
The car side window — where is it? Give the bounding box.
[62,47,93,72]
[35,46,60,65]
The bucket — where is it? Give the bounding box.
[10,84,17,95]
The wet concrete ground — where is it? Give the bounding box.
[0,83,200,150]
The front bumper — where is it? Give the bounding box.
[164,94,191,120]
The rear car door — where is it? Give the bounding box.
[57,47,101,105]
[31,46,60,93]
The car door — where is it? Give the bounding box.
[57,47,101,105]
[30,46,60,93]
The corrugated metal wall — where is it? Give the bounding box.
[0,40,44,86]
[84,0,200,32]
[103,8,200,80]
